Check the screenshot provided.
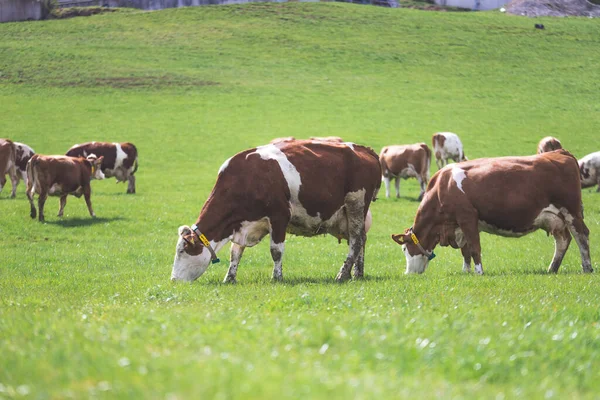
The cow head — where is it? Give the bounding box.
[86,155,105,180]
[171,226,213,281]
[392,229,435,274]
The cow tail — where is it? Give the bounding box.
[132,158,138,175]
[26,155,38,194]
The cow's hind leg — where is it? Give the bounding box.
[548,227,571,273]
[336,194,365,282]
[269,218,288,281]
[9,167,18,198]
[394,177,400,198]
[563,212,592,273]
[127,174,136,194]
[27,186,36,219]
[417,176,426,201]
[352,232,366,279]
[224,243,245,284]
[383,176,391,198]
[82,185,96,218]
[57,195,68,217]
[37,192,48,222]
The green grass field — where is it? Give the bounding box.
[1,3,600,398]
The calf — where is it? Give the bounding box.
[0,139,17,198]
[579,151,600,192]
[26,155,105,222]
[66,142,138,194]
[432,132,467,170]
[171,140,381,283]
[377,143,431,200]
[537,136,562,154]
[392,150,592,275]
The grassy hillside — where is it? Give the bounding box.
[1,3,599,399]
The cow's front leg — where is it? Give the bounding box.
[57,195,68,217]
[224,243,245,284]
[127,174,136,194]
[459,218,483,274]
[460,245,472,272]
[435,158,442,170]
[82,186,96,218]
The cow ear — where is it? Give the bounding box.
[391,233,409,246]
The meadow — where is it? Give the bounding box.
[1,2,600,398]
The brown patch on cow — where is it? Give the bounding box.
[432,134,446,149]
[0,139,17,196]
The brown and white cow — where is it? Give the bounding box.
[14,141,35,188]
[66,142,138,194]
[26,155,105,222]
[432,132,467,170]
[309,136,344,143]
[537,136,562,154]
[376,143,431,201]
[171,140,381,283]
[392,150,592,275]
[270,137,296,144]
[579,151,600,192]
[0,138,18,198]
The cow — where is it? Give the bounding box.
[14,141,35,188]
[432,132,467,170]
[537,136,562,154]
[376,143,431,201]
[270,137,296,144]
[579,151,600,192]
[26,154,105,222]
[66,142,138,194]
[309,136,344,143]
[0,139,18,198]
[391,150,592,275]
[171,140,381,283]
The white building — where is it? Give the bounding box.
[434,0,509,10]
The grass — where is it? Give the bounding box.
[1,2,600,398]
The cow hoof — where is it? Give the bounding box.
[30,212,36,219]
[223,276,237,284]
[335,271,351,282]
[583,267,594,273]
[127,190,135,194]
[272,274,283,282]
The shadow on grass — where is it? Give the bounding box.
[43,216,126,227]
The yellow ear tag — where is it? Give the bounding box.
[190,237,195,245]
[411,233,419,245]
[199,233,210,247]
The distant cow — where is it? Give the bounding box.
[66,142,138,194]
[0,139,17,198]
[14,141,35,188]
[392,150,592,275]
[26,155,105,222]
[537,136,562,154]
[171,140,381,283]
[432,132,467,170]
[579,151,600,192]
[376,143,431,200]
[309,136,344,143]
[270,137,296,144]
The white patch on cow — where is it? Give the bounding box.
[171,226,230,282]
[451,166,466,193]
[249,144,302,201]
[454,227,467,248]
[403,245,429,274]
[462,261,471,273]
[398,163,418,179]
[579,151,600,189]
[342,142,355,150]
[365,208,372,233]
[48,183,61,195]
[218,156,232,175]
[231,218,272,247]
[474,264,483,275]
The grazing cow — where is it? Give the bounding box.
[66,142,138,194]
[270,137,296,144]
[26,154,105,222]
[171,140,381,283]
[537,136,562,154]
[432,132,467,170]
[579,151,600,192]
[376,143,431,200]
[0,139,18,198]
[391,150,592,275]
[309,136,344,143]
